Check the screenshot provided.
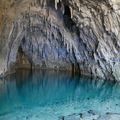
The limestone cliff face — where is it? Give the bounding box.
[0,0,120,81]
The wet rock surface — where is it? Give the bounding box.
[0,0,120,81]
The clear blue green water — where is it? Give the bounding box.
[0,70,120,120]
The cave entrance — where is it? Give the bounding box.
[63,5,75,31]
[64,5,71,18]
[15,46,32,70]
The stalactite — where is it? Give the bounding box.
[55,0,59,10]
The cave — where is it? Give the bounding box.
[63,5,75,31]
[64,5,71,18]
[15,46,32,70]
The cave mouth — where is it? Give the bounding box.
[63,5,75,31]
[15,46,32,70]
[64,5,71,18]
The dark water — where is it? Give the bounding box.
[0,70,120,120]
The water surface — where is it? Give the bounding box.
[0,70,120,120]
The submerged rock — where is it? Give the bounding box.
[98,113,120,120]
[59,113,80,120]
[0,0,120,81]
[59,112,120,120]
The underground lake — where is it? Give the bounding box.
[0,70,120,120]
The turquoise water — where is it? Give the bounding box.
[0,70,120,120]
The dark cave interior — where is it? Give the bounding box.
[63,5,76,31]
[15,46,32,70]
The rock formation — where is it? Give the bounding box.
[0,0,120,81]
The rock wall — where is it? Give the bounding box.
[0,0,120,81]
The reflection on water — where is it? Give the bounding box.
[0,70,120,120]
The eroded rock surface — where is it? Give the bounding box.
[0,0,120,81]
